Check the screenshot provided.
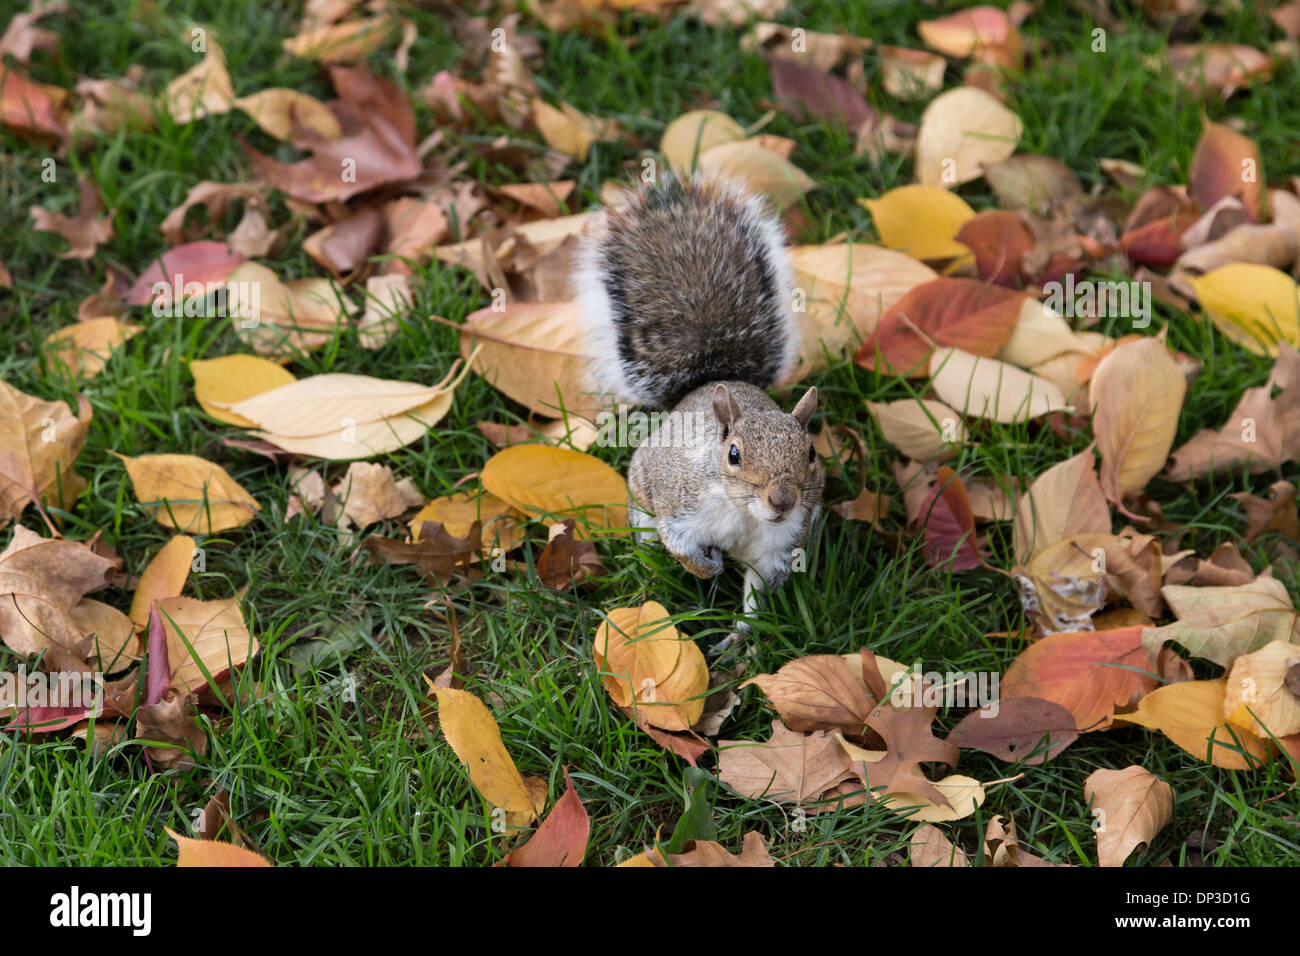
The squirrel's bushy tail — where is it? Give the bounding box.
[574,172,798,409]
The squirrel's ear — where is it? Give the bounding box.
[790,387,818,428]
[712,384,742,431]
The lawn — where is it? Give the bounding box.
[1,0,1298,867]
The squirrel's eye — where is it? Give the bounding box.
[809,444,816,463]
[728,445,741,466]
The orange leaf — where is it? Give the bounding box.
[856,278,1026,376]
[1002,626,1158,731]
[1189,117,1262,222]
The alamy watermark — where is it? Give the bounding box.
[0,667,104,715]
[889,669,1000,717]
[151,274,261,327]
[1042,274,1151,328]
[595,404,718,449]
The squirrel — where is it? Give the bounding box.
[575,172,824,645]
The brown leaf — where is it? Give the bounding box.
[31,176,114,259]
[302,207,383,278]
[668,831,775,867]
[849,687,961,809]
[718,720,858,804]
[136,689,207,770]
[1089,337,1186,509]
[945,696,1078,764]
[768,55,874,130]
[1012,448,1111,562]
[0,379,92,522]
[910,823,968,867]
[918,466,981,570]
[1143,575,1300,669]
[536,518,606,589]
[0,527,115,661]
[1168,43,1272,100]
[0,66,68,141]
[954,211,1036,286]
[1231,480,1299,543]
[1166,344,1300,480]
[741,654,876,738]
[362,520,483,583]
[982,154,1081,211]
[1189,117,1263,221]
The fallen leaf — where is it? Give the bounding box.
[501,767,589,866]
[1231,480,1299,543]
[42,317,142,379]
[0,526,115,661]
[866,398,964,460]
[537,518,606,588]
[1119,679,1271,769]
[1089,336,1186,507]
[593,601,708,732]
[124,240,247,306]
[189,354,296,428]
[741,654,876,738]
[660,110,746,170]
[910,823,968,866]
[669,831,775,867]
[1189,264,1300,357]
[1143,575,1300,669]
[857,278,1026,376]
[164,35,234,124]
[167,828,271,867]
[1084,765,1172,867]
[859,185,976,262]
[128,536,196,630]
[113,452,260,533]
[0,379,91,522]
[1002,626,1159,731]
[432,684,543,824]
[982,154,1081,211]
[481,444,627,535]
[946,696,1078,764]
[1223,640,1300,737]
[332,462,422,528]
[930,348,1069,423]
[231,87,342,142]
[30,176,113,259]
[697,139,815,209]
[915,86,1022,189]
[918,466,981,570]
[1012,447,1111,562]
[718,720,858,804]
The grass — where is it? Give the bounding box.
[1,0,1298,866]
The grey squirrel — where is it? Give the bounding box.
[575,172,824,643]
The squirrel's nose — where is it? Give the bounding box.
[767,483,798,516]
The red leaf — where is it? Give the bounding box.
[125,241,247,305]
[919,466,981,570]
[955,210,1036,286]
[500,767,590,867]
[857,277,1026,376]
[1119,212,1197,269]
[768,56,875,130]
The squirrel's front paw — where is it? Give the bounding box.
[677,544,724,579]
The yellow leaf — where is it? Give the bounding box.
[432,685,542,821]
[1189,263,1300,356]
[858,185,976,261]
[481,445,627,535]
[697,140,815,210]
[251,390,459,460]
[1119,679,1271,769]
[458,300,602,419]
[880,774,987,822]
[43,317,143,379]
[167,828,271,867]
[661,110,746,169]
[128,536,196,629]
[1088,337,1186,505]
[114,453,260,533]
[156,594,257,694]
[592,602,709,731]
[231,88,342,142]
[915,87,1022,189]
[221,372,455,437]
[190,354,296,427]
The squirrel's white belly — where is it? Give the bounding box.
[684,484,806,565]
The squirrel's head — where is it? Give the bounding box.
[713,384,821,525]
